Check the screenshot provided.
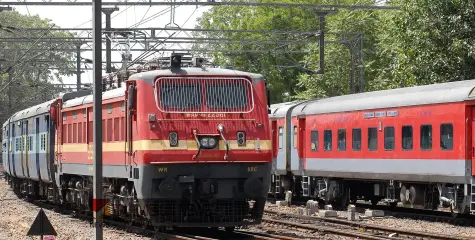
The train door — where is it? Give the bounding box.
[276,123,286,175]
[126,83,136,179]
[87,107,93,165]
[271,120,278,159]
[298,117,306,171]
[24,120,30,178]
[57,112,64,176]
[290,118,300,173]
[11,123,17,177]
[36,117,41,182]
[20,121,25,177]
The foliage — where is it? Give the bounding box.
[0,10,75,124]
[375,0,475,88]
[195,0,475,103]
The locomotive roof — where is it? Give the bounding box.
[289,79,475,116]
[128,67,265,84]
[62,68,266,109]
[8,98,57,122]
[62,86,126,109]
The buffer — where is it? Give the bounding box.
[26,208,57,240]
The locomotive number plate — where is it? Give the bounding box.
[248,167,257,172]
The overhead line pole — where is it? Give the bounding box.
[102,7,119,73]
[92,0,103,239]
[76,45,82,91]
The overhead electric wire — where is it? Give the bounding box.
[1,23,56,75]
[126,6,199,68]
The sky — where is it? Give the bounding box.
[13,2,210,87]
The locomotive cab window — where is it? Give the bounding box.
[337,129,346,151]
[352,128,361,151]
[310,130,318,151]
[402,125,413,150]
[206,83,249,109]
[324,130,332,151]
[420,125,432,150]
[160,83,202,109]
[384,126,395,151]
[368,127,378,151]
[440,123,453,150]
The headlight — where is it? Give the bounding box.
[208,138,216,147]
[199,137,218,149]
[200,138,209,147]
[237,131,246,146]
[169,132,178,147]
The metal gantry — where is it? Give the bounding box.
[0,0,399,9]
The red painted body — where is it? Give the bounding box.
[58,73,271,166]
[299,102,466,162]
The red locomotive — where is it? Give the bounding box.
[2,54,272,230]
[269,80,475,215]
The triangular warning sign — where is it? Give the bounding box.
[26,208,57,236]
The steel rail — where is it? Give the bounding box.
[264,209,472,240]
[263,217,391,240]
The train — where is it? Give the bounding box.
[268,80,475,215]
[0,54,272,230]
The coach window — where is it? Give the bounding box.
[402,126,413,150]
[352,128,362,151]
[440,123,453,150]
[338,129,346,151]
[84,108,87,118]
[324,130,332,151]
[420,125,432,150]
[278,127,283,149]
[368,127,378,151]
[310,130,318,151]
[293,126,298,149]
[384,126,395,151]
[73,110,77,120]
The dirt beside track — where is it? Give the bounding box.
[0,180,151,240]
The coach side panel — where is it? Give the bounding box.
[302,102,468,184]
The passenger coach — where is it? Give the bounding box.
[269,80,475,215]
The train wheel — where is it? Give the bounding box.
[225,226,235,232]
[399,186,408,204]
[409,185,423,205]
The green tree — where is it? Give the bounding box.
[374,0,475,88]
[0,10,76,124]
[194,0,386,102]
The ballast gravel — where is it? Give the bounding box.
[0,179,150,240]
[265,202,475,238]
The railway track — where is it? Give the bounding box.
[354,202,475,226]
[264,209,473,240]
[267,197,475,226]
[10,193,299,240]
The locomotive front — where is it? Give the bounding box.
[126,62,272,228]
